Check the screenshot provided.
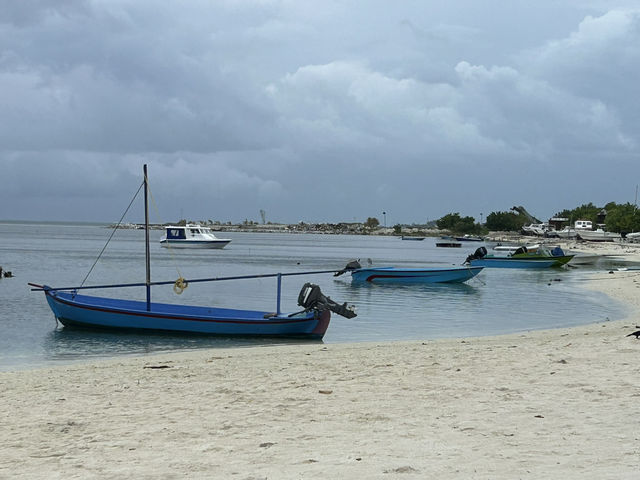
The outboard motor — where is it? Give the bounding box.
[551,246,564,257]
[297,283,357,319]
[334,259,362,277]
[465,246,488,264]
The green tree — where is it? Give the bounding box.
[364,217,380,229]
[602,203,640,233]
[437,213,481,234]
[554,203,600,224]
[436,213,462,231]
[485,211,522,231]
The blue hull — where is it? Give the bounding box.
[350,266,483,284]
[44,288,330,339]
[469,258,557,268]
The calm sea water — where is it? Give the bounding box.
[0,222,630,371]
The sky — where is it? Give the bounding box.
[1,0,639,225]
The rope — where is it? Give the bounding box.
[145,177,187,293]
[173,277,189,294]
[78,181,144,291]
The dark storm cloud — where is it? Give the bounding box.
[1,1,638,223]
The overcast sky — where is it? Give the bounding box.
[1,0,639,225]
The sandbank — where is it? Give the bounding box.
[2,242,640,479]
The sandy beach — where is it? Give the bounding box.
[2,242,640,479]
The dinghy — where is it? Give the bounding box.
[335,260,483,284]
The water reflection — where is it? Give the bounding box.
[1,223,630,369]
[42,326,322,363]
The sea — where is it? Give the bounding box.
[0,221,631,371]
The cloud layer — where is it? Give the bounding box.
[1,1,639,223]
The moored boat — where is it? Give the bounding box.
[455,235,484,242]
[468,257,558,269]
[160,224,231,249]
[510,246,574,266]
[335,261,482,284]
[436,242,462,248]
[465,246,570,268]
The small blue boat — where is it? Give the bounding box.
[335,261,483,284]
[30,165,356,339]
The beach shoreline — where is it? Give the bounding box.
[2,243,640,479]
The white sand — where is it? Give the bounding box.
[2,243,640,479]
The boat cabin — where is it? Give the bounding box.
[164,225,212,239]
[574,220,593,231]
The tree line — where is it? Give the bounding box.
[436,202,640,235]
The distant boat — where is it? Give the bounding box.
[401,236,426,241]
[522,223,550,236]
[335,261,482,284]
[455,235,484,242]
[626,232,640,243]
[29,165,356,339]
[160,224,232,249]
[436,242,462,248]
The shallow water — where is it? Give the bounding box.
[0,222,629,370]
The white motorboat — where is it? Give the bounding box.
[576,228,621,242]
[522,223,549,236]
[160,224,231,249]
[626,232,640,243]
[553,226,578,239]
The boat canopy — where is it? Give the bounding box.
[165,227,187,240]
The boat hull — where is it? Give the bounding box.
[159,239,231,249]
[44,289,330,339]
[350,266,483,284]
[577,231,621,242]
[511,254,574,266]
[469,258,558,268]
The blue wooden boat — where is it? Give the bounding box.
[335,261,482,284]
[31,286,332,338]
[30,165,355,339]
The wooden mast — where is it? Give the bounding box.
[143,164,151,311]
